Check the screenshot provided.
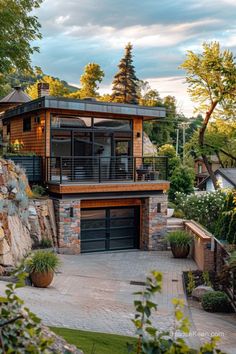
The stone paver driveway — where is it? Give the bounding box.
[0,251,196,336]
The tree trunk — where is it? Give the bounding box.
[199,101,218,189]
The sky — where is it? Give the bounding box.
[32,0,236,116]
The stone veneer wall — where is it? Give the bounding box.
[141,194,168,251]
[53,194,168,254]
[53,199,81,254]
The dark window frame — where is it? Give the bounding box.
[23,116,32,132]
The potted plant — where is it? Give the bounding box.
[166,230,192,258]
[26,250,60,288]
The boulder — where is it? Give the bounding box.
[192,285,214,301]
[42,326,83,353]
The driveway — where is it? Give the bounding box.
[0,251,196,336]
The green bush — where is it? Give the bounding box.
[32,184,46,197]
[174,190,225,233]
[39,238,53,248]
[202,291,231,312]
[26,251,60,274]
[166,230,192,246]
[215,190,236,243]
[168,164,195,201]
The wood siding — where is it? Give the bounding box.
[81,198,142,208]
[4,112,46,156]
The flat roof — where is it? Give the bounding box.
[2,96,166,120]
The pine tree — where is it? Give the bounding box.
[111,43,139,104]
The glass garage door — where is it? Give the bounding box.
[81,207,139,252]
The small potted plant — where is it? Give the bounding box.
[166,230,192,258]
[26,250,60,288]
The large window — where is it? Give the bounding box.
[51,115,131,131]
[51,115,133,158]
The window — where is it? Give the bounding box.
[93,118,131,131]
[51,116,91,129]
[23,117,31,132]
[6,123,10,135]
[198,163,202,174]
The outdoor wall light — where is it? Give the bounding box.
[70,207,74,218]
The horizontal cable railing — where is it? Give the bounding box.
[46,156,168,184]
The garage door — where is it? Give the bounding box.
[81,207,139,252]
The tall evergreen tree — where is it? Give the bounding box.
[111,43,139,104]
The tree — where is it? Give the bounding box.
[0,0,42,96]
[186,119,236,167]
[111,43,139,104]
[180,42,236,189]
[27,75,70,99]
[79,63,104,98]
[168,165,195,201]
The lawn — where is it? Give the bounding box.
[50,327,137,354]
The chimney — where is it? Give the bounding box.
[37,83,50,98]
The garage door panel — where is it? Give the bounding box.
[109,238,135,250]
[81,229,106,240]
[81,219,106,230]
[110,218,135,227]
[81,206,139,253]
[81,240,106,252]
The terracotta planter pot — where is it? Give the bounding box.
[170,244,190,258]
[30,271,54,288]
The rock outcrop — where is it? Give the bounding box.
[0,158,56,267]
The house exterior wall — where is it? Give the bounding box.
[3,112,46,156]
[53,195,168,254]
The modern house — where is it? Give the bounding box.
[2,87,169,254]
[198,168,236,191]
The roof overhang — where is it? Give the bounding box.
[2,96,166,121]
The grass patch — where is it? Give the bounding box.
[50,327,137,354]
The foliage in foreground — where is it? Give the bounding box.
[129,271,225,353]
[0,274,52,352]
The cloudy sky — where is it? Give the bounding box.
[32,0,236,116]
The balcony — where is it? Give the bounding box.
[46,156,168,185]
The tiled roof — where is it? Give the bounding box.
[0,87,31,104]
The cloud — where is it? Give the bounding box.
[31,0,236,116]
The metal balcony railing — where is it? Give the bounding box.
[46,156,168,184]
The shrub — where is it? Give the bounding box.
[203,271,212,287]
[202,291,231,312]
[168,164,195,201]
[187,270,196,295]
[32,184,46,197]
[26,251,60,274]
[39,238,53,249]
[215,190,236,243]
[166,230,192,246]
[174,190,226,233]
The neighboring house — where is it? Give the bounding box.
[0,86,31,114]
[2,85,169,254]
[198,168,236,191]
[194,155,221,186]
